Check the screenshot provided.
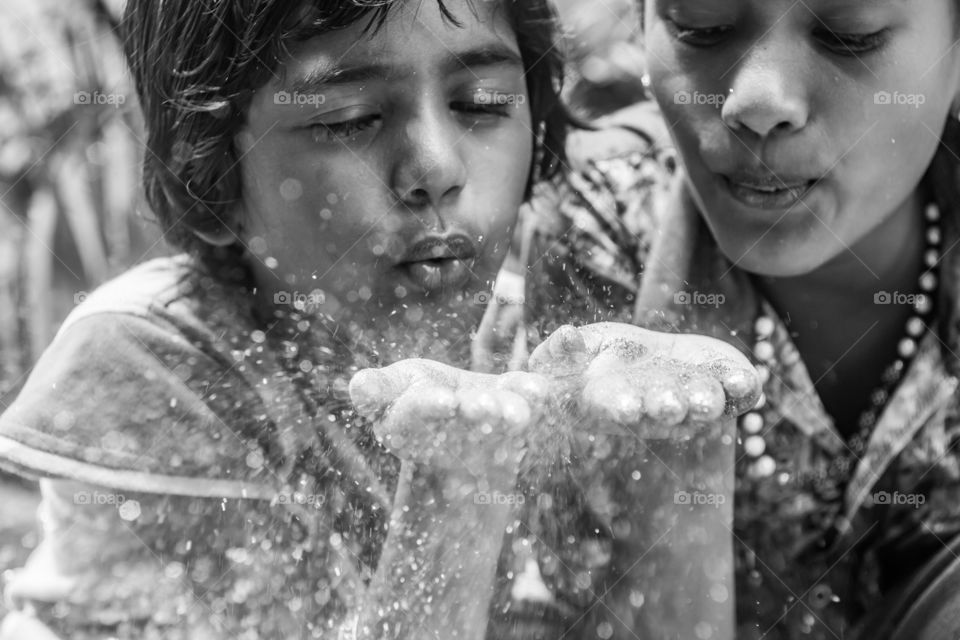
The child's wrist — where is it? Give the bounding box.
[493,269,526,305]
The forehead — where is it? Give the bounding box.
[279,0,521,86]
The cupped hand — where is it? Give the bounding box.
[528,322,761,438]
[349,360,552,478]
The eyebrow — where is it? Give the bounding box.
[287,45,524,95]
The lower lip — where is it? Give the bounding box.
[723,176,817,210]
[401,258,473,293]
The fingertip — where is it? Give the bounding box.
[642,381,688,428]
[348,368,394,417]
[498,390,534,432]
[721,366,762,416]
[583,377,644,425]
[684,375,726,422]
[496,371,550,404]
[458,388,502,426]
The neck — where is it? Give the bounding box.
[751,190,929,433]
[754,190,927,330]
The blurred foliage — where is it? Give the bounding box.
[0,0,164,405]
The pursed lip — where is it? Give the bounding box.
[395,233,479,293]
[399,234,478,263]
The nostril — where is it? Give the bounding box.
[403,187,430,206]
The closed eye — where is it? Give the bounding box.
[665,18,733,47]
[310,114,381,143]
[815,28,889,56]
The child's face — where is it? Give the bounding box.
[235,0,532,328]
[644,0,960,276]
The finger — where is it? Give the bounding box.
[682,374,726,423]
[495,371,550,407]
[640,377,688,430]
[581,374,644,427]
[495,390,534,434]
[349,368,400,418]
[583,350,631,381]
[719,365,762,416]
[376,384,458,459]
[457,387,505,433]
[528,324,588,374]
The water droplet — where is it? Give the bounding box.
[118,499,141,521]
[280,178,303,201]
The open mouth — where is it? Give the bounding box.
[397,234,478,293]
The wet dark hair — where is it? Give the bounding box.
[121,0,573,259]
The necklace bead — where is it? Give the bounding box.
[906,317,925,338]
[744,435,766,457]
[739,202,941,489]
[742,411,764,434]
[755,316,776,339]
[754,340,775,362]
[897,337,918,359]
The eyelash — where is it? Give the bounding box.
[666,18,889,56]
[814,28,889,55]
[309,102,511,142]
[310,115,381,143]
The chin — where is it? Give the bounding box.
[716,237,833,279]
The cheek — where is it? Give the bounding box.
[841,98,946,209]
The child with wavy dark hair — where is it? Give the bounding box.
[0,1,570,637]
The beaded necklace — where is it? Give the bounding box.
[739,202,942,483]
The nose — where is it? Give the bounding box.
[391,106,468,214]
[720,40,809,138]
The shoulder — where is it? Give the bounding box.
[0,255,279,498]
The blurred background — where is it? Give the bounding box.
[0,0,643,615]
